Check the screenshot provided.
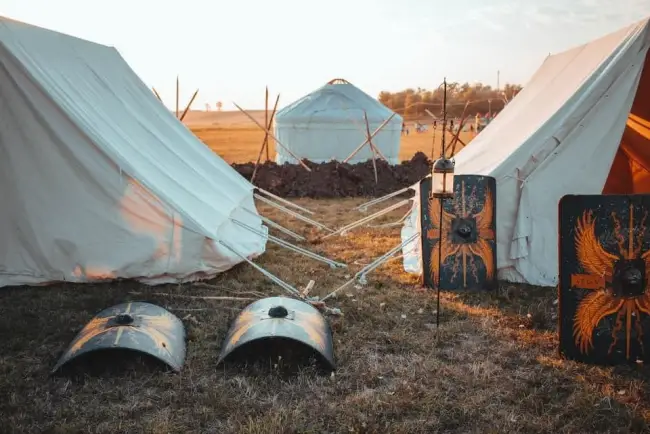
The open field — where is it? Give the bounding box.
[184,110,475,163]
[1,199,650,433]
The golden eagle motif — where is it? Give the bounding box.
[572,206,650,359]
[426,180,495,288]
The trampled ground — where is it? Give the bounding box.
[1,198,650,433]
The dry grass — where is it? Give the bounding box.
[2,198,650,433]
[185,110,474,163]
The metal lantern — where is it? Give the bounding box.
[431,157,455,198]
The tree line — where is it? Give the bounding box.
[378,82,524,119]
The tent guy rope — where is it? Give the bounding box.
[320,232,420,302]
[254,193,335,233]
[255,187,315,215]
[230,218,346,269]
[342,113,397,163]
[242,207,306,242]
[322,199,411,239]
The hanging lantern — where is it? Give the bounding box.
[431,158,455,198]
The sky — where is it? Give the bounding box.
[1,0,650,110]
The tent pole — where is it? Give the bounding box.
[175,76,180,119]
[364,112,379,184]
[234,102,311,171]
[179,89,199,122]
[251,94,281,182]
[264,87,270,162]
[343,113,396,163]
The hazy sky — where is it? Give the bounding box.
[2,0,650,110]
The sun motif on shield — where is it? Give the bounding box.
[426,181,495,288]
[571,205,650,359]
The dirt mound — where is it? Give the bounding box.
[232,152,431,198]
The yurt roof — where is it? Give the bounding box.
[276,78,402,124]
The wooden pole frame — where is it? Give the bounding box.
[175,76,180,119]
[179,89,199,122]
[234,102,312,172]
[152,77,199,121]
[152,87,163,102]
[264,87,270,161]
[363,112,379,184]
[343,112,396,163]
[251,93,281,182]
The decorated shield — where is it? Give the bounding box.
[420,175,497,290]
[217,296,335,370]
[52,302,186,374]
[559,194,650,365]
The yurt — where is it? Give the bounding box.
[274,78,403,164]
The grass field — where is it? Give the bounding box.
[1,116,650,433]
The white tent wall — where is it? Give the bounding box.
[274,81,403,165]
[0,18,267,287]
[274,121,402,165]
[400,18,650,287]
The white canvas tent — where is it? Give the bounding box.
[274,78,403,164]
[0,17,267,287]
[401,17,650,287]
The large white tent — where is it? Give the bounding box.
[274,78,403,165]
[0,17,267,287]
[402,17,650,287]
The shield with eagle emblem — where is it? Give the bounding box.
[52,302,186,374]
[420,175,497,290]
[559,194,650,365]
[217,296,335,371]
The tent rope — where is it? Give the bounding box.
[322,199,411,239]
[230,218,346,269]
[255,187,315,215]
[242,207,305,241]
[254,193,335,232]
[218,240,301,297]
[368,200,416,229]
[355,187,412,212]
[320,232,419,302]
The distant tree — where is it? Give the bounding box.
[377,81,524,119]
[216,101,223,111]
[378,91,392,108]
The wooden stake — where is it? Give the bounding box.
[264,87,270,161]
[152,87,163,102]
[179,89,199,122]
[251,93,281,182]
[234,102,312,171]
[364,112,378,184]
[343,113,396,163]
[449,113,470,158]
[175,76,180,119]
[430,124,437,160]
